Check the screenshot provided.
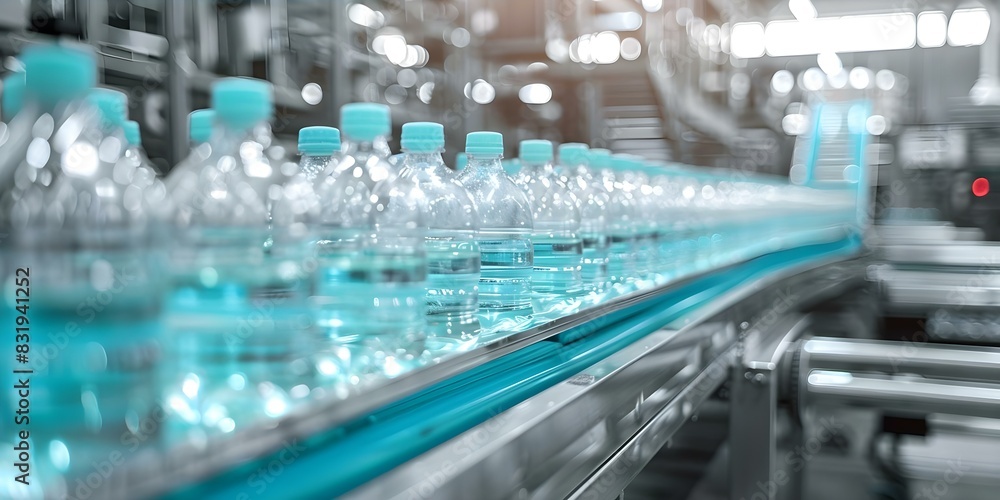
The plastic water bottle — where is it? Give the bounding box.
[0,45,166,498]
[1,71,24,121]
[612,154,657,283]
[516,140,582,310]
[297,126,340,182]
[589,149,636,284]
[389,122,481,352]
[188,108,215,147]
[457,132,533,316]
[123,120,164,176]
[502,158,521,178]
[310,103,426,378]
[454,152,467,172]
[558,143,609,293]
[643,163,683,280]
[0,72,26,190]
[164,78,314,441]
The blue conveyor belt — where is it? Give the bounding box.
[166,236,859,499]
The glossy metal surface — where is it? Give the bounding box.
[880,242,1000,267]
[344,257,864,500]
[98,258,810,499]
[804,370,1000,419]
[728,313,812,500]
[801,337,1000,382]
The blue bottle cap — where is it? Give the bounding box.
[85,88,129,128]
[298,126,341,156]
[465,131,503,156]
[455,152,468,171]
[2,72,25,120]
[211,77,274,130]
[611,154,643,171]
[519,139,553,164]
[401,122,445,153]
[589,148,612,169]
[502,159,521,176]
[558,143,589,165]
[21,44,97,109]
[340,102,391,142]
[123,120,141,147]
[189,109,215,144]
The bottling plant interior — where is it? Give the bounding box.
[0,1,999,499]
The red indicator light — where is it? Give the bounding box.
[973,177,990,197]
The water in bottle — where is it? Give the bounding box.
[387,122,481,352]
[558,143,609,294]
[311,103,426,378]
[457,132,533,326]
[0,45,166,498]
[2,70,24,121]
[589,149,637,286]
[298,126,340,182]
[516,140,582,314]
[454,152,468,172]
[612,154,657,285]
[164,78,314,441]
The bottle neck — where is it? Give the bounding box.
[521,160,555,175]
[345,136,391,158]
[300,153,332,179]
[217,120,273,147]
[466,154,503,172]
[403,151,444,169]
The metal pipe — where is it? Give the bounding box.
[971,0,1000,104]
[801,337,1000,383]
[163,0,189,166]
[805,370,1000,419]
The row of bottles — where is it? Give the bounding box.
[0,43,857,498]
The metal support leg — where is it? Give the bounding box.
[729,314,809,500]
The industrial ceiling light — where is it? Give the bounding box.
[917,11,948,48]
[816,52,842,76]
[948,8,991,46]
[730,22,765,58]
[729,13,917,58]
[788,0,817,22]
[519,83,552,104]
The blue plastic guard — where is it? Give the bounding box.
[167,237,858,499]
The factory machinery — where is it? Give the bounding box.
[62,103,993,500]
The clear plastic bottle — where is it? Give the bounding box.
[297,126,341,183]
[502,157,521,178]
[164,78,314,441]
[124,120,164,177]
[454,152,468,172]
[0,45,166,498]
[188,108,215,147]
[164,109,215,192]
[457,132,533,315]
[388,122,481,352]
[643,163,684,280]
[1,70,24,121]
[612,154,658,284]
[558,143,609,293]
[516,140,582,310]
[310,103,426,378]
[589,149,637,285]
